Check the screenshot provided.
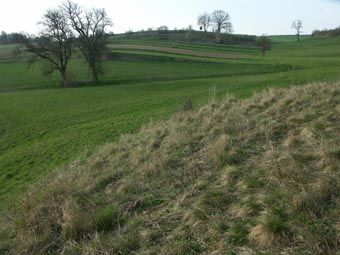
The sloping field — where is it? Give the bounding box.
[1,83,339,254]
[108,44,250,59]
[0,45,18,61]
[109,39,257,54]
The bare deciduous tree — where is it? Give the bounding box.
[158,26,169,31]
[62,1,112,83]
[292,20,303,43]
[211,10,232,43]
[256,35,272,56]
[185,25,193,42]
[197,13,211,32]
[22,9,73,86]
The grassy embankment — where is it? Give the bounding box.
[1,82,339,254]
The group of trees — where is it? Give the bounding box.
[196,11,303,55]
[255,19,303,57]
[197,10,233,43]
[312,27,340,38]
[22,0,112,86]
[0,31,26,45]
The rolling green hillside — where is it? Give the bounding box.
[1,83,338,254]
[0,35,340,209]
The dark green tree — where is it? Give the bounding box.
[256,35,272,56]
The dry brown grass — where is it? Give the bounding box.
[1,83,339,254]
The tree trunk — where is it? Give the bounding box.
[60,69,67,87]
[297,33,300,43]
[90,62,99,83]
[215,33,221,44]
[262,49,266,56]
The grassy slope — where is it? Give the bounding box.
[0,44,18,62]
[0,59,279,91]
[109,38,258,54]
[1,83,339,254]
[1,36,340,206]
[107,44,251,59]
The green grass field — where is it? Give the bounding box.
[0,35,340,208]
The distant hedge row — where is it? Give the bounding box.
[111,30,256,45]
[312,27,340,38]
[0,32,26,45]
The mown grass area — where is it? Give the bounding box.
[0,35,340,209]
[269,34,311,43]
[0,44,19,62]
[0,59,286,91]
[1,83,338,254]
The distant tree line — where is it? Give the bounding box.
[119,10,236,45]
[0,31,26,45]
[312,27,340,38]
[18,0,112,87]
[112,30,256,45]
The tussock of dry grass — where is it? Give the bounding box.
[1,83,339,254]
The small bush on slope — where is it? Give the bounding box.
[1,83,339,255]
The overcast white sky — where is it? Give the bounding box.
[1,0,340,35]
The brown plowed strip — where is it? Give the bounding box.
[108,44,249,59]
